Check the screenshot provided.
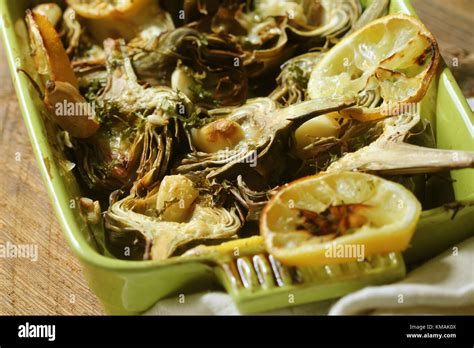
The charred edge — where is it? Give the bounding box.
[414,46,432,66]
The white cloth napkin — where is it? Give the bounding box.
[329,236,474,315]
[146,236,474,315]
[468,97,474,111]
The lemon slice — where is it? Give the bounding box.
[260,171,421,266]
[66,0,150,19]
[307,14,440,121]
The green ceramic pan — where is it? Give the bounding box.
[1,0,473,314]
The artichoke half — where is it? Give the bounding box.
[327,113,474,175]
[245,0,360,75]
[105,174,241,260]
[176,96,356,184]
[75,38,191,193]
[179,0,361,79]
[130,27,248,108]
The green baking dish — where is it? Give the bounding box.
[1,0,473,315]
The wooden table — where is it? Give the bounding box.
[0,43,102,315]
[0,0,473,315]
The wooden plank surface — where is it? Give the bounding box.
[412,0,474,96]
[0,42,102,315]
[0,0,473,315]
[412,0,474,52]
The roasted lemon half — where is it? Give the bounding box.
[307,14,439,120]
[260,171,421,266]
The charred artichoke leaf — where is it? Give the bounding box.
[327,113,474,175]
